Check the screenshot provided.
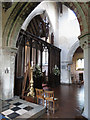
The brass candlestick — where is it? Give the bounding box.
[27,67,35,97]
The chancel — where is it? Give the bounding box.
[0,1,90,120]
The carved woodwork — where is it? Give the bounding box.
[15,29,61,97]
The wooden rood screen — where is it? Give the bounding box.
[14,29,61,96]
[22,62,31,97]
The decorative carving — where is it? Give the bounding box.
[79,33,90,49]
[1,47,17,57]
[10,55,15,64]
[80,39,90,49]
[38,22,42,37]
[16,34,25,47]
[43,17,50,41]
[2,2,12,12]
[51,32,54,45]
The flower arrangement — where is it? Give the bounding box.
[52,65,60,76]
[33,64,42,78]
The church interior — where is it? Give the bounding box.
[0,1,90,120]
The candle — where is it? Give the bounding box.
[31,61,33,67]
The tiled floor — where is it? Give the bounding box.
[0,97,46,120]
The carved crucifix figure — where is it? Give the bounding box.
[38,22,42,37]
[51,32,54,45]
[43,16,49,42]
[45,22,49,41]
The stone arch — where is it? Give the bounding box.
[67,40,80,63]
[2,2,39,47]
[64,2,88,34]
[21,9,51,31]
[2,2,88,48]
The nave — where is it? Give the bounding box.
[1,2,90,119]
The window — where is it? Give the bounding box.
[76,58,84,70]
[42,48,48,65]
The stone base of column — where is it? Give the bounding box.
[82,112,88,119]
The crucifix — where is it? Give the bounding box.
[43,16,50,42]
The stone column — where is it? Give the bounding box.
[79,33,90,119]
[0,2,2,47]
[0,47,17,100]
[0,2,2,100]
[61,61,72,84]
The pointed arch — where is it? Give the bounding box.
[2,2,88,48]
[67,40,80,63]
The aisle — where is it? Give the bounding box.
[40,84,86,119]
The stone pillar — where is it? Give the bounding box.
[0,47,17,100]
[0,2,2,99]
[0,2,2,47]
[61,61,72,84]
[0,48,2,99]
[79,33,90,119]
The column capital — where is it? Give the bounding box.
[78,33,90,49]
[0,46,18,56]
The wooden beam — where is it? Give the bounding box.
[40,46,43,72]
[20,29,61,52]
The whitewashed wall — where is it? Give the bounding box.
[58,5,80,83]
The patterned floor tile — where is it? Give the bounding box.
[23,106,33,111]
[2,106,10,112]
[18,104,28,109]
[1,109,14,116]
[0,97,45,120]
[13,102,22,106]
[6,99,13,102]
[16,109,28,115]
[7,112,20,119]
[11,107,21,111]
[9,105,16,109]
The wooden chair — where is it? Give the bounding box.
[35,88,44,106]
[44,90,58,113]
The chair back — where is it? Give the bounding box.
[35,88,44,99]
[44,90,58,113]
[44,90,54,100]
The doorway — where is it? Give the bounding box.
[70,47,84,84]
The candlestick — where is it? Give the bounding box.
[27,67,35,97]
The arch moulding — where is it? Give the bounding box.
[67,40,80,63]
